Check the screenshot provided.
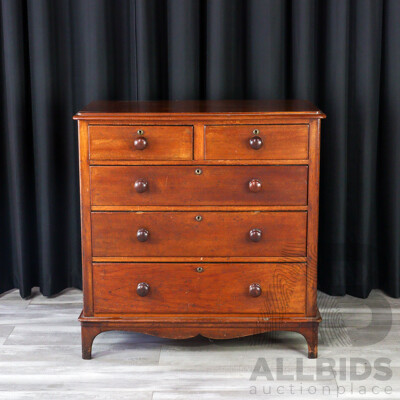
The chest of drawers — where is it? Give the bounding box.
[73,100,325,359]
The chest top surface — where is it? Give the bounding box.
[74,99,326,119]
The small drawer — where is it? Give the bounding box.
[205,124,308,160]
[93,263,306,314]
[89,125,193,160]
[90,165,308,206]
[91,211,307,258]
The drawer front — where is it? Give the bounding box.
[91,211,307,257]
[93,263,306,314]
[205,124,308,160]
[89,125,193,160]
[91,166,308,206]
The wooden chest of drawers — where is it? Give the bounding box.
[74,100,325,359]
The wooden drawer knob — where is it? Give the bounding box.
[249,283,262,297]
[249,228,262,242]
[134,137,147,150]
[137,282,150,297]
[137,228,149,242]
[134,178,148,193]
[248,178,262,192]
[249,136,263,150]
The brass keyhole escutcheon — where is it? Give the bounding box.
[253,129,260,135]
[195,215,202,222]
[195,168,202,175]
[137,129,144,135]
[196,267,204,273]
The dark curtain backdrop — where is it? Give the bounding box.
[1,0,399,299]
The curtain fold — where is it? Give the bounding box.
[0,0,399,298]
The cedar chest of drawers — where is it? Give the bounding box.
[73,100,325,359]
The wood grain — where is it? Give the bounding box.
[205,124,309,160]
[74,99,326,119]
[89,159,310,166]
[92,256,308,263]
[91,206,308,211]
[77,121,94,316]
[89,125,193,160]
[92,263,306,314]
[306,119,321,317]
[91,211,307,258]
[193,123,205,160]
[90,165,308,206]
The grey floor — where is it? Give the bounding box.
[0,289,399,399]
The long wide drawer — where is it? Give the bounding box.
[90,166,308,206]
[89,125,193,160]
[91,211,307,257]
[93,263,306,314]
[205,124,309,160]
